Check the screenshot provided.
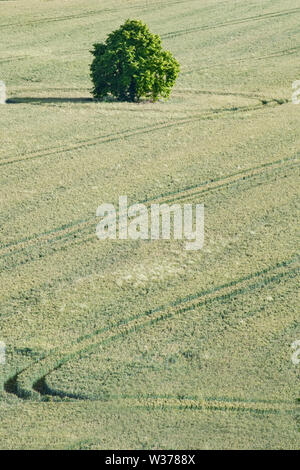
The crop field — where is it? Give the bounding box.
[0,0,299,450]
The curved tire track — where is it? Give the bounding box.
[4,256,299,400]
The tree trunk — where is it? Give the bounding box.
[129,79,137,102]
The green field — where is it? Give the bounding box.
[0,0,299,449]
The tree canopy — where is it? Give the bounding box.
[90,19,180,102]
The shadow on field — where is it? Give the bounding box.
[7,97,94,104]
[6,96,159,105]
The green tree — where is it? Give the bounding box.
[90,19,180,102]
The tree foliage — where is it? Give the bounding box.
[90,19,180,102]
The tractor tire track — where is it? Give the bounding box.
[4,256,298,400]
[3,43,298,68]
[1,89,268,165]
[0,0,196,29]
[118,397,296,415]
[0,55,29,64]
[1,173,296,323]
[28,384,298,416]
[181,46,300,76]
[0,156,298,273]
[0,154,298,268]
[0,163,297,323]
[0,98,284,168]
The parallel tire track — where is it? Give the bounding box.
[3,44,298,67]
[28,387,298,415]
[161,7,300,39]
[181,46,300,75]
[4,256,299,400]
[0,55,29,64]
[0,168,296,323]
[0,0,195,29]
[116,396,296,415]
[0,99,276,168]
[4,5,293,35]
[1,155,298,269]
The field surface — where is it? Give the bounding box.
[0,0,299,449]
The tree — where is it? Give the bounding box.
[90,19,180,102]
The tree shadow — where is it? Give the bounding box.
[7,97,94,105]
[6,96,157,105]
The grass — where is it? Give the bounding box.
[0,0,300,449]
